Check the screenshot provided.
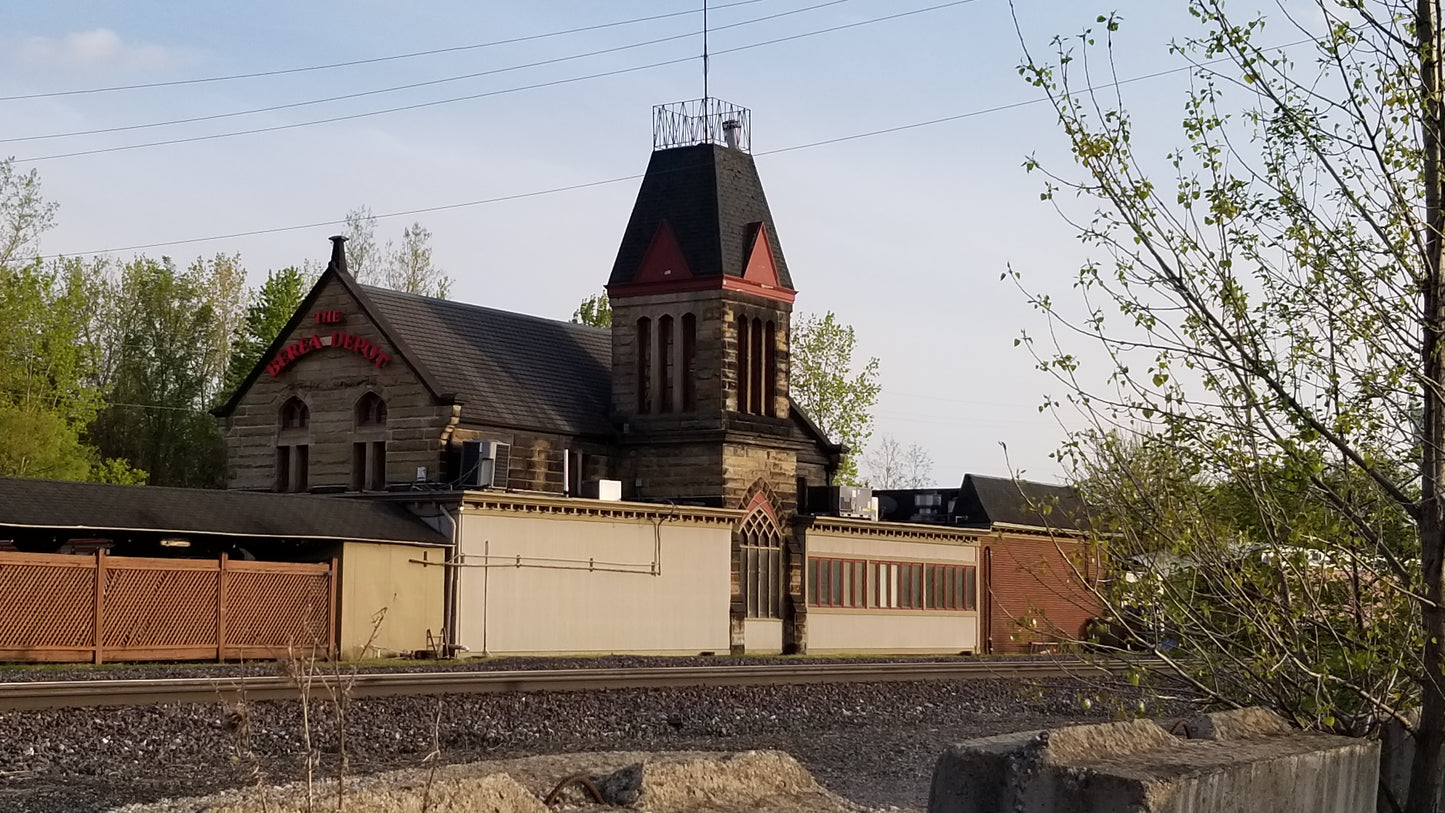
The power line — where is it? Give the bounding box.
[4,0,858,146]
[0,0,774,102]
[42,19,1305,259]
[17,0,978,162]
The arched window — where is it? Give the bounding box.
[276,397,310,492]
[280,397,309,429]
[750,317,764,414]
[681,313,697,412]
[659,314,675,413]
[636,317,652,414]
[355,392,387,427]
[764,320,777,417]
[738,507,785,619]
[735,313,750,412]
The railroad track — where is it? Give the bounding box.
[0,658,1163,711]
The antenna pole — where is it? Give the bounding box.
[703,0,710,100]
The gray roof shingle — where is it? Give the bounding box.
[955,474,1088,532]
[608,143,793,289]
[361,287,614,437]
[0,477,446,544]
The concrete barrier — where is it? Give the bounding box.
[928,708,1378,813]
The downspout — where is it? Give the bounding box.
[435,505,460,655]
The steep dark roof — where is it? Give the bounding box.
[608,143,793,289]
[0,478,446,545]
[955,474,1088,532]
[361,287,615,437]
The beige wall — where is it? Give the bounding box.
[743,618,784,654]
[339,541,447,659]
[455,495,738,655]
[803,519,981,654]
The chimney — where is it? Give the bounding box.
[722,119,741,150]
[327,235,349,274]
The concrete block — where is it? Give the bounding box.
[929,708,1378,813]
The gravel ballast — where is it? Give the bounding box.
[0,658,1190,813]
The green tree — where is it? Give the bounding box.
[89,257,225,487]
[222,266,311,399]
[344,207,451,298]
[1015,2,1445,807]
[791,312,880,485]
[0,162,136,484]
[0,158,56,270]
[571,290,612,327]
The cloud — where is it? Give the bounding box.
[18,29,189,70]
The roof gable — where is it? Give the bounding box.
[608,143,794,290]
[214,260,450,417]
[955,474,1087,532]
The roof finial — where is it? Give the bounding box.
[327,235,349,274]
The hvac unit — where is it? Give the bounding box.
[581,479,624,501]
[459,440,511,489]
[806,485,875,519]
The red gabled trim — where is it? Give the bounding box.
[741,223,781,288]
[633,220,694,284]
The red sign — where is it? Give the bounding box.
[315,310,343,324]
[266,331,392,377]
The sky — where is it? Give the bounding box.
[0,0,1289,486]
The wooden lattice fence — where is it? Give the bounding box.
[0,551,335,663]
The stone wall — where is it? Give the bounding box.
[221,276,456,491]
[928,708,1379,813]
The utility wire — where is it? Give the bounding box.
[43,13,1312,260]
[0,0,774,102]
[3,0,858,145]
[17,0,978,162]
[34,58,1224,259]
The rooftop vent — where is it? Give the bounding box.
[653,98,751,152]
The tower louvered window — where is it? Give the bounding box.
[681,313,697,411]
[637,317,652,414]
[735,313,750,412]
[659,314,675,413]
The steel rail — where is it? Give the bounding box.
[0,658,1163,711]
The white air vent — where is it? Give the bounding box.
[460,440,511,489]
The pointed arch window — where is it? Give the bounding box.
[280,397,309,430]
[355,392,388,427]
[351,393,388,491]
[738,507,785,619]
[276,397,310,492]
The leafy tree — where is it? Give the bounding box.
[343,206,381,280]
[865,434,934,489]
[0,405,93,480]
[1014,2,1445,807]
[88,257,225,487]
[222,266,311,399]
[343,207,451,298]
[0,158,56,270]
[571,290,612,327]
[791,311,881,484]
[193,253,247,402]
